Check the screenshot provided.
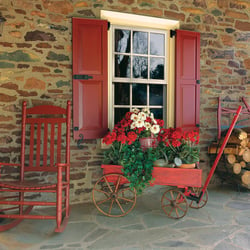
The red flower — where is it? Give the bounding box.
[156,119,164,127]
[127,131,137,142]
[171,129,182,140]
[117,133,127,144]
[172,139,181,147]
[102,133,114,145]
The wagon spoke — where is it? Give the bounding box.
[118,196,134,203]
[163,196,172,203]
[108,199,115,215]
[118,186,131,194]
[115,199,125,214]
[168,206,174,217]
[176,204,186,212]
[97,197,112,205]
[114,175,121,192]
[103,176,114,193]
[175,207,179,217]
[170,190,174,200]
[93,187,109,196]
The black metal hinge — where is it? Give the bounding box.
[73,75,93,80]
[74,127,84,149]
[170,30,176,38]
[196,80,200,84]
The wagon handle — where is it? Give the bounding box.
[200,105,242,201]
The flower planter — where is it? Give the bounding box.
[139,137,158,150]
[101,164,202,188]
[178,163,196,169]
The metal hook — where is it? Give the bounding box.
[77,134,84,149]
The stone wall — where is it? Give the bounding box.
[0,0,249,203]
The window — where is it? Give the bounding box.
[101,10,180,129]
[112,26,167,125]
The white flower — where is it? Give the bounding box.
[150,124,160,134]
[144,122,151,130]
[130,122,137,129]
[131,113,138,121]
[132,108,140,114]
[152,118,157,124]
[135,120,145,128]
[138,112,147,121]
[142,108,150,114]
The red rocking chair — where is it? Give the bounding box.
[0,101,71,232]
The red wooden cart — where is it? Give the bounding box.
[92,106,242,219]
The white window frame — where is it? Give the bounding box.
[101,10,180,128]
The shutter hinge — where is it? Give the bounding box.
[196,80,200,84]
[108,21,110,30]
[170,30,176,38]
[73,75,93,80]
[74,127,84,149]
[196,124,200,127]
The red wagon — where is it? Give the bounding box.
[92,106,242,219]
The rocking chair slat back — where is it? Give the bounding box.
[21,102,70,172]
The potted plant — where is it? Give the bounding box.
[158,128,200,168]
[102,108,164,192]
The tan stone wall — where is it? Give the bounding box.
[0,0,249,203]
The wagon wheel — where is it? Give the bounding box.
[92,174,136,217]
[189,187,208,209]
[161,189,188,219]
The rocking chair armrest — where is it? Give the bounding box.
[0,163,21,167]
[56,163,70,168]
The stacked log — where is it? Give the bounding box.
[208,128,250,189]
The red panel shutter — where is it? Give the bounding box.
[72,18,108,139]
[175,30,200,131]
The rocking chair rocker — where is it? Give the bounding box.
[0,101,71,232]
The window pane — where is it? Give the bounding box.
[114,83,130,105]
[133,56,148,78]
[150,108,163,119]
[150,85,163,105]
[132,84,147,105]
[115,29,130,53]
[133,31,148,54]
[115,108,130,124]
[150,33,164,56]
[115,55,131,77]
[150,57,164,79]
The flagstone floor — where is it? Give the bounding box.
[0,184,250,250]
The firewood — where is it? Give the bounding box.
[241,171,250,185]
[240,161,246,168]
[240,138,249,148]
[208,142,239,154]
[238,148,246,156]
[232,128,248,140]
[227,154,236,165]
[242,149,250,163]
[233,163,241,174]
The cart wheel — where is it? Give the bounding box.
[161,189,188,219]
[92,174,136,217]
[189,187,208,209]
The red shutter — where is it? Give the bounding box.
[72,18,108,139]
[175,30,200,131]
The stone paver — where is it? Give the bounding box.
[0,185,249,250]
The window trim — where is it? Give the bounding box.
[101,10,180,129]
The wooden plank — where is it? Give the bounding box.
[152,167,202,187]
[208,142,239,155]
[101,165,202,188]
